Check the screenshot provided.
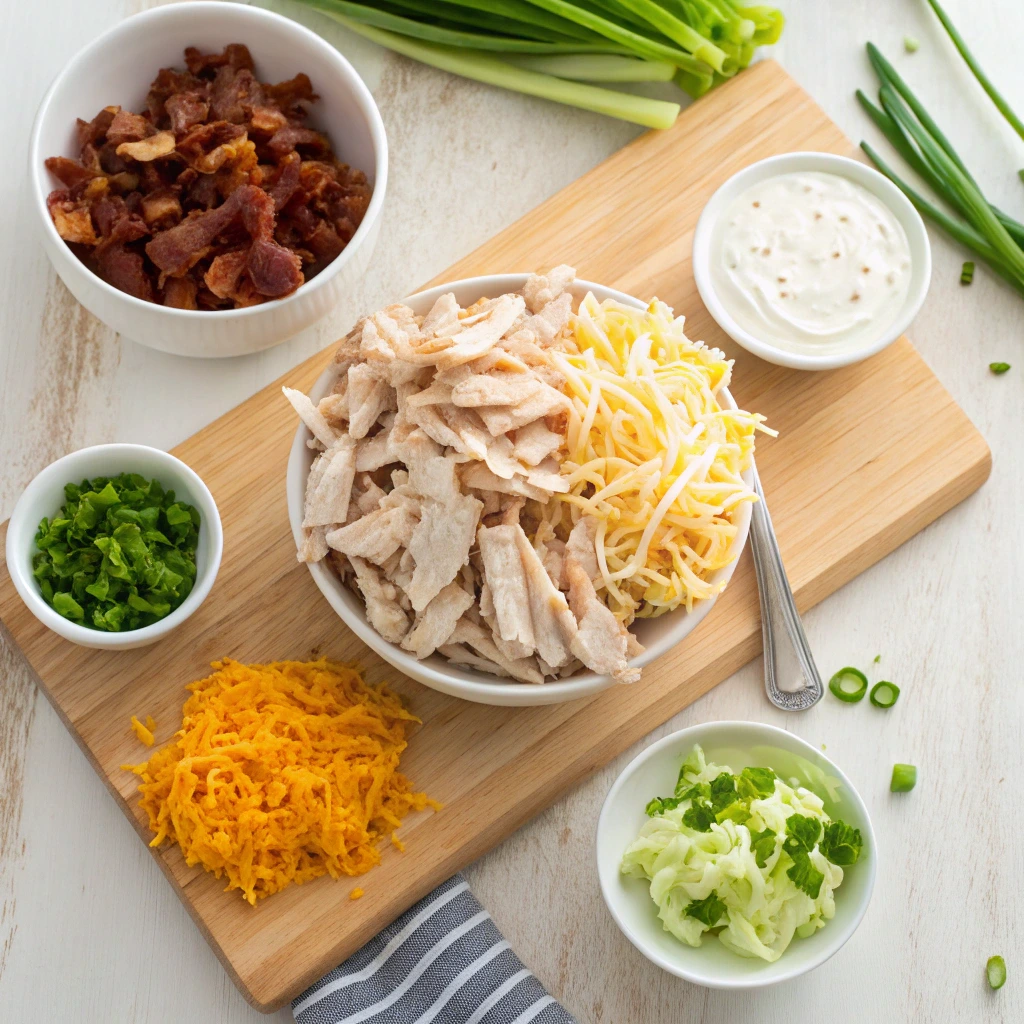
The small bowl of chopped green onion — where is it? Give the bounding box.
[6,444,222,650]
[596,721,876,988]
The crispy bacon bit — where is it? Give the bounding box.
[45,156,100,189]
[140,188,182,227]
[115,131,177,163]
[47,191,97,245]
[165,92,209,135]
[94,244,153,301]
[45,44,370,314]
[162,275,198,309]
[107,109,154,147]
[204,247,250,299]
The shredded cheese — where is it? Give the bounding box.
[550,293,772,621]
[122,659,438,905]
[130,715,156,747]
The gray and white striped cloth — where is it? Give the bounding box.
[293,875,576,1024]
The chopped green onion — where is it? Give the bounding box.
[869,681,900,708]
[829,667,868,703]
[890,763,917,792]
[987,955,1007,990]
[990,362,1011,374]
[904,36,920,53]
[873,654,881,664]
[961,261,975,285]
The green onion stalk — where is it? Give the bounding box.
[858,26,1024,298]
[288,0,784,128]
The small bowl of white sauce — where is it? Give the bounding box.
[693,153,931,370]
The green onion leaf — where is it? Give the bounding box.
[829,667,868,703]
[869,681,900,708]
[890,763,917,792]
[987,955,1007,990]
[961,261,975,285]
[820,821,863,865]
[990,362,1011,374]
[685,891,727,927]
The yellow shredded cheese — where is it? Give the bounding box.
[350,887,365,900]
[122,659,438,905]
[130,715,155,747]
[550,293,772,621]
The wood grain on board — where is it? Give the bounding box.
[0,61,990,1012]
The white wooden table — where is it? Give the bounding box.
[2,1,1021,1020]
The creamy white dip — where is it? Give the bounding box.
[711,171,912,356]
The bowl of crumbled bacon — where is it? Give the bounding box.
[28,1,386,358]
[285,267,775,706]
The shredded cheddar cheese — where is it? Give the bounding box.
[123,659,437,905]
[130,715,156,747]
[350,887,365,900]
[549,293,772,622]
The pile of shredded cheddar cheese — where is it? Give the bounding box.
[123,659,437,905]
[549,293,772,622]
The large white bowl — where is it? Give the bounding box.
[29,1,387,358]
[6,444,223,650]
[692,152,931,371]
[286,275,754,706]
[597,721,877,988]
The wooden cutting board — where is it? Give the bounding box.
[0,60,990,1012]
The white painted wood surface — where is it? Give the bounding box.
[1,1,1021,1020]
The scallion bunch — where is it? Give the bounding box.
[859,0,1024,297]
[290,0,784,128]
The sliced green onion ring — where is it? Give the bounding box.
[987,954,1007,990]
[870,681,900,708]
[890,763,917,792]
[829,667,868,703]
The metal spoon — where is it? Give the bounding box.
[748,461,823,711]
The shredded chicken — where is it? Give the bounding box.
[288,267,650,685]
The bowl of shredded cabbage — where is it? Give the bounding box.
[596,721,876,988]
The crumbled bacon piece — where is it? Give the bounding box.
[45,44,369,315]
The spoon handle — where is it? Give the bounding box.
[748,462,824,711]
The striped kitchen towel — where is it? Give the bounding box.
[293,875,576,1024]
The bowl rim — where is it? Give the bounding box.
[286,273,754,705]
[595,720,878,989]
[5,443,224,648]
[692,151,932,371]
[27,0,388,322]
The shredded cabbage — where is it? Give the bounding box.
[620,745,860,962]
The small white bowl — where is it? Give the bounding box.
[692,152,931,371]
[597,721,877,988]
[286,274,753,706]
[6,444,223,650]
[29,1,387,358]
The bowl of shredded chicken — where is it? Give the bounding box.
[285,269,772,705]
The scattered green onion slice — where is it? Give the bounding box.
[870,681,900,708]
[873,654,881,664]
[990,362,1011,374]
[961,260,975,284]
[829,667,868,703]
[987,955,1007,990]
[890,763,917,792]
[904,36,920,53]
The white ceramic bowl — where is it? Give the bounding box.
[6,444,223,650]
[29,1,387,358]
[692,152,931,371]
[286,274,753,706]
[597,721,877,988]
